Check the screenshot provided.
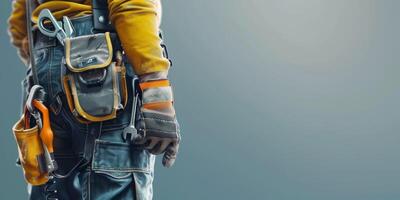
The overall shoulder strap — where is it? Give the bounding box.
[92,0,114,31]
[26,0,39,85]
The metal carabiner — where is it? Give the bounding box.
[26,85,46,128]
[38,9,68,45]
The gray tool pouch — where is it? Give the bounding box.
[62,32,128,122]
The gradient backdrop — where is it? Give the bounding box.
[1,0,400,199]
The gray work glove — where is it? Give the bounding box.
[135,72,181,168]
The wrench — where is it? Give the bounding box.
[122,78,140,142]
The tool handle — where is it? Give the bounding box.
[130,78,140,125]
[33,100,54,153]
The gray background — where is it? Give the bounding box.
[1,0,400,199]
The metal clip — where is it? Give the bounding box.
[26,85,46,128]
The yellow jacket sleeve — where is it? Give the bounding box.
[8,0,29,65]
[108,0,170,75]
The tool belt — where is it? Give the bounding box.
[61,32,128,122]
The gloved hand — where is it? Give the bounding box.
[135,72,181,168]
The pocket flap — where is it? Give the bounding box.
[92,140,151,172]
[65,32,113,72]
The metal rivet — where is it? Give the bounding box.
[99,16,105,23]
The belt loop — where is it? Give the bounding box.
[83,122,103,167]
[49,93,63,116]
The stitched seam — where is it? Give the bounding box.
[144,128,178,135]
[91,168,151,173]
[143,117,174,123]
[88,168,91,200]
[133,173,140,200]
[94,171,133,179]
[49,48,54,98]
[45,48,53,100]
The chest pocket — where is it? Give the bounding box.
[62,32,128,123]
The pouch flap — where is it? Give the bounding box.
[65,32,113,72]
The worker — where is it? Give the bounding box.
[8,0,181,199]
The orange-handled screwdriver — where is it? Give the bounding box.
[33,99,58,173]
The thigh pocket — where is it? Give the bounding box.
[92,140,151,173]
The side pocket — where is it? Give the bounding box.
[92,140,151,173]
[89,170,134,200]
[12,117,49,186]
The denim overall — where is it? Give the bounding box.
[25,15,155,200]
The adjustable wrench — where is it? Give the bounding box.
[122,78,140,142]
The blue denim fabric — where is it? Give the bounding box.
[26,15,155,200]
